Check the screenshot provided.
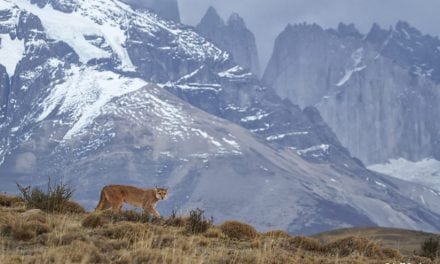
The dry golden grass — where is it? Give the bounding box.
[314,226,439,256]
[220,220,257,240]
[1,196,439,264]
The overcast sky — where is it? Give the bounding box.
[178,0,440,70]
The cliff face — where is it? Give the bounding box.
[263,22,440,165]
[196,7,260,76]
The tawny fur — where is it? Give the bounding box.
[95,185,168,218]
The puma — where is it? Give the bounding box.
[95,185,168,217]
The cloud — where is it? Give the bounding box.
[178,0,440,70]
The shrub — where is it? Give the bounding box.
[185,208,212,234]
[219,220,257,240]
[204,227,224,238]
[63,200,86,214]
[382,247,402,260]
[323,236,384,258]
[408,255,433,264]
[165,210,187,227]
[99,222,148,242]
[0,212,50,241]
[16,178,76,213]
[82,214,105,228]
[420,237,440,260]
[104,210,160,224]
[263,229,292,239]
[0,193,24,207]
[283,236,322,252]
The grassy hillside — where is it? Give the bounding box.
[314,227,439,256]
[0,193,439,264]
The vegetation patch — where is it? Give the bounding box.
[16,179,84,213]
[0,193,24,207]
[82,213,106,228]
[283,236,322,252]
[0,212,51,241]
[185,208,212,234]
[220,220,257,240]
[323,236,384,258]
[420,237,440,260]
[1,193,438,263]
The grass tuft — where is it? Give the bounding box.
[219,220,257,240]
[323,236,384,258]
[82,213,106,228]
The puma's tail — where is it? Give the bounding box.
[95,188,106,212]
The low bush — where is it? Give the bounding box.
[382,247,402,260]
[0,193,24,207]
[16,178,80,213]
[185,208,212,234]
[165,210,187,227]
[82,214,105,228]
[420,237,440,260]
[283,236,322,252]
[0,212,51,241]
[263,229,292,239]
[219,220,257,240]
[323,236,384,258]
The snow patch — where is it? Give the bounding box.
[222,137,240,149]
[369,158,440,192]
[175,83,221,93]
[0,34,25,76]
[218,65,252,78]
[374,181,386,188]
[36,66,147,139]
[266,131,309,141]
[336,47,367,87]
[13,0,134,69]
[297,144,330,156]
[241,112,270,122]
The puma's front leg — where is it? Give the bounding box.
[144,205,160,218]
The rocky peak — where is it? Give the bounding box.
[196,7,260,76]
[199,6,224,29]
[364,23,391,47]
[227,12,246,29]
[335,22,363,39]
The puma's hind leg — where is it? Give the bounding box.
[95,190,109,212]
[110,198,124,213]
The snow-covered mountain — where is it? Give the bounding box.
[263,22,440,166]
[120,0,180,22]
[196,7,260,76]
[1,0,440,234]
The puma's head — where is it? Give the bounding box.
[155,188,168,200]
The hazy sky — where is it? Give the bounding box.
[178,0,440,70]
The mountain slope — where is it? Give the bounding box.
[117,0,181,22]
[1,0,440,235]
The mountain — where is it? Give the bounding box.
[263,22,440,167]
[2,0,440,235]
[196,7,260,76]
[120,0,180,22]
